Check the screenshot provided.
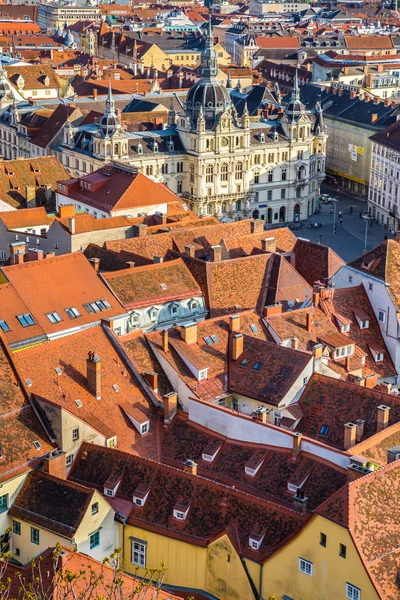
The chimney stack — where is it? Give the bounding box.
[210,245,222,262]
[230,315,241,332]
[313,290,320,308]
[184,244,195,258]
[344,422,357,450]
[144,371,158,393]
[68,216,75,235]
[291,337,299,350]
[181,322,197,345]
[183,459,197,475]
[162,329,169,353]
[89,257,100,272]
[133,224,148,237]
[261,237,276,253]
[312,343,323,359]
[251,219,264,234]
[377,405,391,432]
[163,391,177,424]
[263,303,282,318]
[292,432,302,460]
[86,352,101,399]
[93,88,98,99]
[43,450,67,478]
[232,333,244,361]
[355,419,365,442]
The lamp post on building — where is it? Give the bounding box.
[363,214,371,252]
[332,197,338,234]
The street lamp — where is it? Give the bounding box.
[362,214,371,252]
[331,198,338,235]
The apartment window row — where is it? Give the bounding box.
[299,556,359,599]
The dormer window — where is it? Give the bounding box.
[335,345,354,358]
[148,307,158,322]
[137,143,143,154]
[153,141,158,153]
[249,531,265,551]
[342,323,350,333]
[360,320,369,329]
[353,309,370,330]
[198,369,207,381]
[173,505,189,520]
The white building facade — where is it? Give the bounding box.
[368,130,400,229]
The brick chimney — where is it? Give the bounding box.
[291,337,299,350]
[313,290,320,308]
[261,237,276,252]
[292,432,302,461]
[163,391,177,424]
[162,329,169,353]
[263,303,282,318]
[86,352,101,399]
[181,322,197,345]
[344,422,357,450]
[377,405,390,432]
[144,371,158,393]
[183,459,197,475]
[251,219,264,234]
[133,224,147,237]
[9,241,26,265]
[232,333,244,360]
[355,419,365,442]
[185,244,195,258]
[89,257,100,272]
[306,312,312,332]
[373,95,380,105]
[210,245,222,262]
[43,450,67,478]
[230,315,241,332]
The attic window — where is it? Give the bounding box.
[113,384,120,392]
[240,359,250,366]
[84,299,111,313]
[17,313,35,327]
[250,324,258,333]
[54,367,62,375]
[204,336,213,345]
[25,378,32,387]
[375,352,384,362]
[341,323,350,333]
[160,283,167,290]
[33,441,41,450]
[253,362,263,371]
[75,399,83,408]
[360,320,369,329]
[47,311,62,324]
[320,425,329,436]
[211,335,219,343]
[173,508,188,520]
[0,320,10,332]
[65,307,81,319]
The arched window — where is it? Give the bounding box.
[206,164,213,183]
[114,143,118,154]
[235,162,243,180]
[221,163,228,182]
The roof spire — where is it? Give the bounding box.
[200,19,218,79]
[292,68,300,103]
[106,78,115,114]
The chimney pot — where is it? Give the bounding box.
[230,315,241,332]
[210,245,222,262]
[292,432,302,460]
[163,391,177,424]
[181,322,197,345]
[377,405,391,432]
[291,337,299,350]
[344,422,357,450]
[232,333,244,361]
[68,216,75,235]
[184,244,195,258]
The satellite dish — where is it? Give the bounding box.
[392,388,399,396]
[288,300,295,310]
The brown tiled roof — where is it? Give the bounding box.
[147,311,271,401]
[348,239,400,311]
[295,373,400,449]
[292,239,345,285]
[56,213,131,235]
[1,252,125,336]
[105,232,175,266]
[256,36,300,49]
[69,443,308,561]
[351,423,400,467]
[0,282,46,346]
[344,34,394,49]
[162,417,347,511]
[84,243,131,272]
[221,228,297,257]
[0,157,70,209]
[265,254,312,310]
[9,470,95,538]
[317,460,400,600]
[29,104,78,149]
[101,258,202,308]
[12,325,158,457]
[229,334,311,406]
[0,207,49,230]
[5,64,60,90]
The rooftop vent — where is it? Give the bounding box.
[75,399,83,408]
[26,378,32,387]
[55,367,62,375]
[33,441,41,450]
[113,384,120,392]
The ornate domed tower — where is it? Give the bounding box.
[93,82,129,161]
[185,20,232,130]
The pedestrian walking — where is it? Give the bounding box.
[370,219,373,228]
[340,218,343,225]
[359,212,362,219]
[338,211,342,218]
[330,208,333,215]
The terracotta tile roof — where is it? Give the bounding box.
[265,254,312,310]
[0,157,70,209]
[105,232,175,266]
[351,423,400,467]
[12,325,158,456]
[292,239,345,285]
[256,36,300,49]
[0,282,46,346]
[0,337,53,481]
[84,243,132,272]
[0,22,40,35]
[29,104,78,149]
[147,311,272,401]
[344,34,394,49]
[5,64,60,90]
[221,227,297,257]
[162,417,347,511]
[348,239,400,312]
[9,470,95,538]
[69,443,308,561]
[0,207,49,230]
[317,460,400,600]
[229,334,311,406]
[295,373,400,449]
[102,258,202,308]
[56,213,131,235]
[1,253,125,336]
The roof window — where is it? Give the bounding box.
[320,425,329,436]
[113,384,120,392]
[33,441,41,450]
[84,299,111,314]
[25,378,32,387]
[54,367,62,375]
[75,399,83,408]
[240,359,250,366]
[160,283,167,290]
[0,319,10,332]
[65,306,81,319]
[250,324,258,333]
[203,335,220,345]
[47,311,62,324]
[253,362,263,371]
[17,313,35,327]
[211,335,219,344]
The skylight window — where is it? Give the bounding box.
[54,367,62,375]
[17,313,35,327]
[211,335,219,344]
[33,441,41,450]
[25,378,32,387]
[253,362,263,371]
[320,425,329,436]
[250,324,258,333]
[65,307,81,319]
[203,336,213,345]
[160,283,167,290]
[84,299,111,314]
[113,384,120,392]
[240,359,250,366]
[0,319,10,332]
[75,399,83,408]
[47,311,62,324]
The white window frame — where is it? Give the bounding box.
[131,539,147,566]
[299,557,313,576]
[378,310,386,323]
[346,583,360,600]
